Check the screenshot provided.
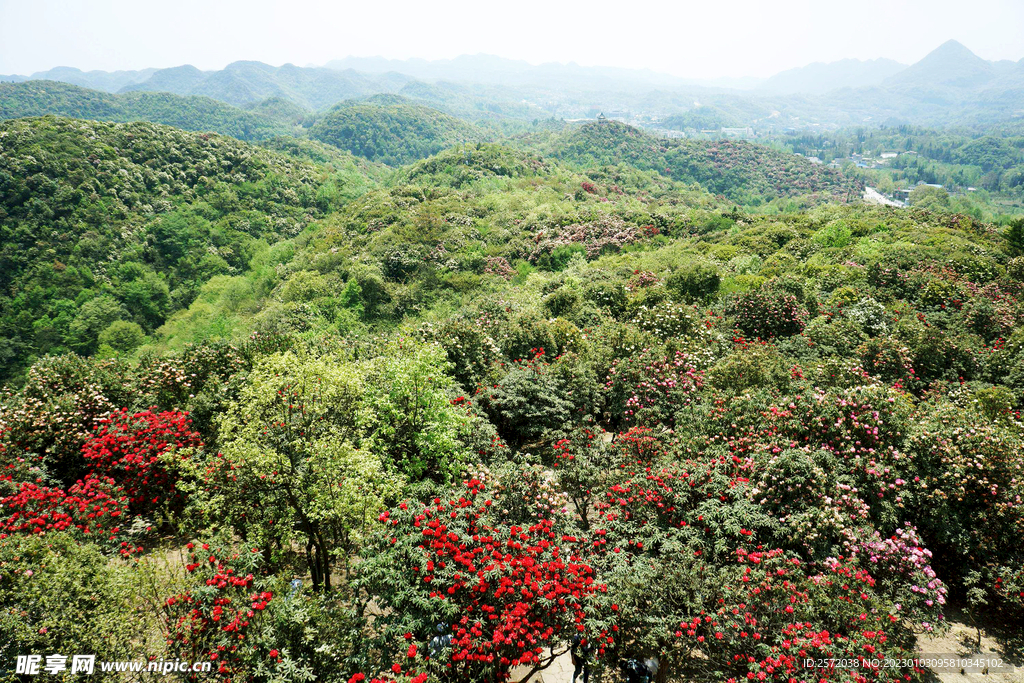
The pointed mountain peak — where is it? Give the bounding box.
[925,39,984,62]
[884,39,993,88]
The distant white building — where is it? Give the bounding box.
[721,127,754,138]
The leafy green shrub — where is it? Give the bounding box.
[811,220,852,248]
[974,385,1015,420]
[475,351,574,448]
[363,343,476,483]
[98,320,146,354]
[543,286,581,316]
[0,535,142,667]
[496,311,557,362]
[428,317,501,391]
[666,261,720,301]
[706,345,791,394]
[1007,256,1024,281]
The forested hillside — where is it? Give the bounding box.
[551,121,864,205]
[0,80,292,140]
[1,108,1023,683]
[0,116,368,380]
[310,95,482,165]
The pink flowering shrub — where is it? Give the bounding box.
[845,525,947,633]
[605,349,703,428]
[530,215,654,264]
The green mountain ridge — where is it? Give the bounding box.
[550,121,864,205]
[0,80,291,140]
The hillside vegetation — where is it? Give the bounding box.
[310,95,482,165]
[0,111,1023,683]
[552,121,864,205]
[0,116,369,380]
[0,80,291,140]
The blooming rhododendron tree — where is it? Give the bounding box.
[678,549,918,683]
[82,408,202,513]
[355,477,600,683]
[0,473,128,541]
[161,542,292,682]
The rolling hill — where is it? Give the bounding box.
[0,116,370,380]
[551,121,863,204]
[0,80,291,140]
[120,61,414,110]
[309,95,482,165]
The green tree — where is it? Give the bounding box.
[191,350,400,592]
[98,320,146,354]
[1005,217,1024,257]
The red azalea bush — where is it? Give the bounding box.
[729,290,809,339]
[678,549,917,683]
[551,423,613,529]
[162,543,277,682]
[0,473,128,541]
[355,477,600,682]
[81,408,202,513]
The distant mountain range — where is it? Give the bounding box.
[3,40,1023,129]
[0,80,291,140]
[756,58,907,95]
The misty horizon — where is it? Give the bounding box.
[2,0,1023,80]
[3,39,1022,94]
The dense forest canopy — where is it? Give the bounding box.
[1,40,1024,683]
[0,80,293,140]
[310,96,483,165]
[0,116,369,380]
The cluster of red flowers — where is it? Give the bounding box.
[0,409,198,554]
[164,544,272,681]
[372,478,601,681]
[82,408,203,511]
[0,473,127,540]
[676,549,914,683]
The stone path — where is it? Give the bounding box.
[510,649,577,683]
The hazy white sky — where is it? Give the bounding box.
[1,0,1022,78]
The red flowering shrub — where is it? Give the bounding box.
[355,477,600,682]
[82,408,202,513]
[579,455,778,675]
[729,290,809,339]
[551,423,613,529]
[611,426,667,473]
[857,338,918,390]
[162,543,277,682]
[678,549,917,683]
[0,473,128,542]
